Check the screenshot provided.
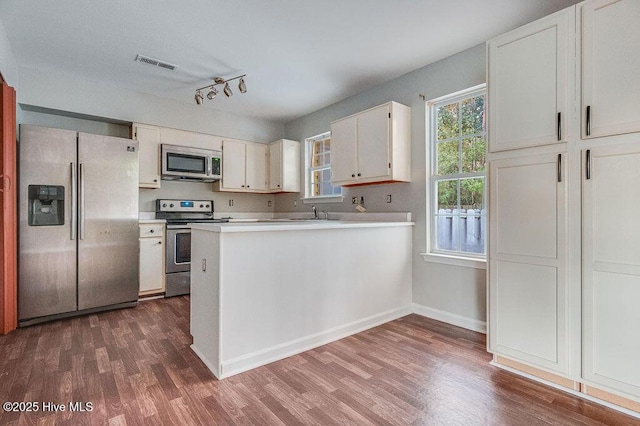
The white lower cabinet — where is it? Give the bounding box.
[488,150,569,374]
[582,143,640,399]
[139,223,165,295]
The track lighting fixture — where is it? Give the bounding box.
[194,90,204,105]
[194,74,246,104]
[223,82,232,97]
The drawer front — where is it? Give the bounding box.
[139,224,164,238]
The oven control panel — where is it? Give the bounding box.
[156,199,213,213]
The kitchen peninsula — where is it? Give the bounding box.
[190,218,414,379]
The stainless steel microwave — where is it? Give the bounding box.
[161,144,221,182]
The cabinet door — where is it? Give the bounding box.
[221,140,247,190]
[582,0,640,139]
[357,104,391,180]
[582,143,640,398]
[139,237,164,294]
[330,116,358,183]
[245,143,266,191]
[488,152,569,374]
[135,124,161,188]
[488,8,572,152]
[268,141,282,191]
[280,140,300,192]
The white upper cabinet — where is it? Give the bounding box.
[330,115,358,183]
[268,141,281,191]
[220,140,246,191]
[216,139,267,192]
[134,124,161,188]
[581,0,640,139]
[487,7,572,152]
[245,143,266,191]
[330,102,411,186]
[268,139,300,193]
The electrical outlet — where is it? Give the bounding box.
[268,200,272,207]
[228,199,234,207]
[352,197,358,204]
[294,200,297,207]
[386,194,392,203]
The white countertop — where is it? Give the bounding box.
[190,220,414,233]
[139,219,166,224]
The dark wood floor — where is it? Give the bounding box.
[0,297,637,425]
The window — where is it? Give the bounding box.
[304,132,342,201]
[428,85,487,259]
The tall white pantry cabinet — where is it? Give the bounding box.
[487,0,640,413]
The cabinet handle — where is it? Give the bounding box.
[158,241,162,245]
[150,229,154,233]
[557,112,562,141]
[586,150,591,180]
[241,184,245,187]
[586,106,591,136]
[247,185,250,188]
[351,174,355,178]
[153,179,157,182]
[357,173,361,177]
[70,163,77,241]
[557,154,562,183]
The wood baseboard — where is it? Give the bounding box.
[494,355,579,390]
[582,385,640,413]
[493,355,640,416]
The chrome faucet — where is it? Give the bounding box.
[312,205,318,219]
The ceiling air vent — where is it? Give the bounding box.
[135,54,178,71]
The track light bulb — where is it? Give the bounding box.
[195,90,204,105]
[207,87,218,100]
[223,82,232,97]
[238,77,247,93]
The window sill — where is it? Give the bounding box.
[420,252,486,270]
[301,196,344,204]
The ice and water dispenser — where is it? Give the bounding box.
[27,185,64,226]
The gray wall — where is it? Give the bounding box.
[17,67,284,144]
[14,68,284,215]
[281,43,487,324]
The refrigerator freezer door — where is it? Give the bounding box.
[18,125,78,320]
[77,133,139,310]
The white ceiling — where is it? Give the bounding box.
[0,0,578,123]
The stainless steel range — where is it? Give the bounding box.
[155,199,227,297]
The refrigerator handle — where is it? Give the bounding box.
[70,163,77,240]
[79,163,85,240]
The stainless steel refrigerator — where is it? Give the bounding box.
[18,125,139,325]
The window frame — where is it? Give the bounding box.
[302,131,343,204]
[423,84,487,269]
